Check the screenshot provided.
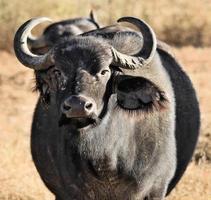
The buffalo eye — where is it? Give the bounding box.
[50,68,67,91]
[53,69,61,76]
[100,69,110,76]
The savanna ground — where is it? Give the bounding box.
[0,0,211,199]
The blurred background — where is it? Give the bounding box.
[0,0,210,199]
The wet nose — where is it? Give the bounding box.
[61,95,95,118]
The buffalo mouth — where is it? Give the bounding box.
[70,117,98,129]
[59,114,99,130]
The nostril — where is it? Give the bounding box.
[63,103,71,111]
[85,102,93,110]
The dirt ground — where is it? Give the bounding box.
[0,47,210,200]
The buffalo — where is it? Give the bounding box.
[28,11,99,54]
[14,16,200,200]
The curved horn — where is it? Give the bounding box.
[14,17,53,70]
[89,10,100,29]
[111,17,157,69]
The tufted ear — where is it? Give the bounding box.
[34,70,51,105]
[115,75,168,111]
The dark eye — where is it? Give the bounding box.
[51,69,66,91]
[53,69,61,76]
[100,69,109,75]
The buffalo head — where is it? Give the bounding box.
[28,11,99,54]
[14,16,159,131]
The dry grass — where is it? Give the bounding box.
[167,163,211,200]
[0,52,52,200]
[1,0,211,51]
[0,47,211,199]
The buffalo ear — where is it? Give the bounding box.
[116,75,167,111]
[34,71,51,105]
